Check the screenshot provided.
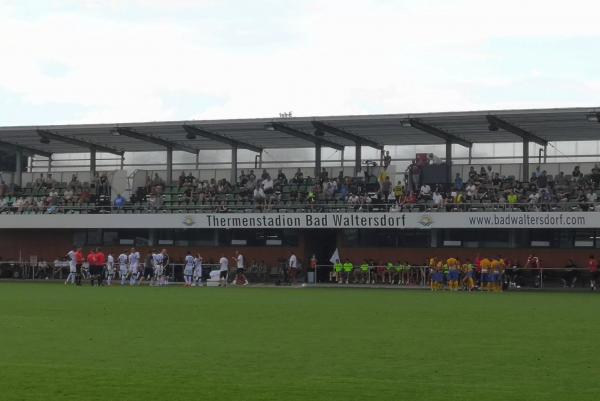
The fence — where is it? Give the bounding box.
[2,201,600,215]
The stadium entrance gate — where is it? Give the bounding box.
[304,229,337,282]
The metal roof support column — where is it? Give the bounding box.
[231,144,238,184]
[445,141,452,184]
[543,144,547,163]
[15,150,22,187]
[315,143,322,179]
[166,146,173,186]
[522,140,529,182]
[355,144,362,176]
[90,146,97,177]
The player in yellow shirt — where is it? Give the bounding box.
[480,257,491,291]
[447,257,460,291]
[462,259,475,291]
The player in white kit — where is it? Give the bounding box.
[65,246,77,285]
[153,250,165,287]
[105,253,115,286]
[218,254,229,287]
[231,250,248,286]
[193,254,203,287]
[118,251,128,286]
[183,251,194,287]
[128,248,140,286]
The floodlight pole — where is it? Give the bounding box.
[15,150,23,187]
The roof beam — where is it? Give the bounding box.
[408,118,472,148]
[270,122,344,151]
[115,127,197,154]
[486,115,547,146]
[0,139,52,158]
[182,125,262,153]
[37,129,124,156]
[312,121,383,150]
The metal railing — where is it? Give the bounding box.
[1,201,599,215]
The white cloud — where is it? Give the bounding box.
[0,0,599,126]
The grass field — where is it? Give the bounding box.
[1,284,599,401]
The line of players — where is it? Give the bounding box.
[330,256,506,291]
[65,245,248,287]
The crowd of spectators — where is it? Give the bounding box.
[0,172,113,214]
[395,163,600,212]
[3,161,600,214]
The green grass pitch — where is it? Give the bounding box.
[1,283,599,401]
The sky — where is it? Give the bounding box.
[1,0,600,127]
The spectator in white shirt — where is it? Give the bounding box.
[432,191,444,206]
[253,186,265,204]
[262,177,274,194]
[466,182,477,200]
[419,184,432,200]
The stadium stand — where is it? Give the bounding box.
[2,161,600,214]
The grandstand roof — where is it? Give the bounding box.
[0,106,599,155]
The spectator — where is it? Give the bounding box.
[572,166,582,181]
[383,151,391,169]
[276,169,287,185]
[432,190,444,207]
[68,174,81,191]
[253,185,266,204]
[262,176,274,195]
[591,165,600,188]
[466,181,477,200]
[454,173,463,191]
[479,166,488,181]
[319,168,328,184]
[409,162,421,192]
[380,176,392,202]
[491,172,501,187]
[468,166,478,181]
[419,184,432,200]
[239,170,248,185]
[63,188,74,202]
[393,182,404,203]
[178,171,186,188]
[537,171,548,189]
[261,169,270,181]
[114,193,126,209]
[292,168,304,184]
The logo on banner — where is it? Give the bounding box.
[418,214,434,227]
[182,216,195,226]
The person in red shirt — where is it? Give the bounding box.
[86,250,96,286]
[75,247,84,286]
[588,255,598,291]
[94,248,106,287]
